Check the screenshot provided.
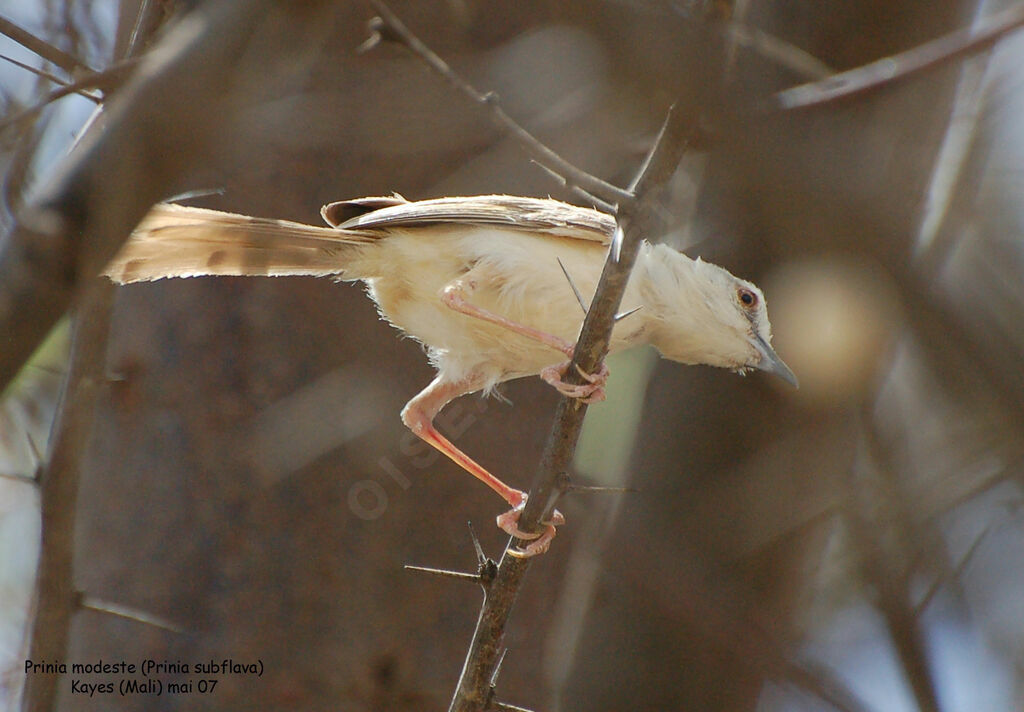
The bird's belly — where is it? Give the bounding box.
[376,283,576,379]
[357,228,638,388]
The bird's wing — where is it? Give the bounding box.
[108,196,615,284]
[322,195,616,245]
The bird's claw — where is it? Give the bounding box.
[541,360,609,403]
[496,494,565,558]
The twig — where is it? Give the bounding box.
[364,0,632,207]
[610,535,872,712]
[913,525,991,616]
[79,594,184,634]
[727,22,833,80]
[774,2,1024,110]
[0,14,94,77]
[848,417,943,712]
[0,59,137,133]
[0,53,101,102]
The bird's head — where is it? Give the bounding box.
[640,244,797,387]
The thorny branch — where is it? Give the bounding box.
[363,4,709,711]
[364,0,632,208]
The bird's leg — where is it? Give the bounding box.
[441,279,608,402]
[401,374,564,556]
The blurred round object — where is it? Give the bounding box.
[764,256,900,405]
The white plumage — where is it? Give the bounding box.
[107,194,795,555]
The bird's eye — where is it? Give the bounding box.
[738,288,757,307]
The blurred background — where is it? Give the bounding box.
[1,0,1023,710]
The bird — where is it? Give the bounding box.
[105,194,796,556]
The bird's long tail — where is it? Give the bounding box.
[104,203,376,284]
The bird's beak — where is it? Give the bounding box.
[750,334,799,388]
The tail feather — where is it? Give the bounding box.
[105,204,373,284]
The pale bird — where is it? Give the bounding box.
[106,195,796,556]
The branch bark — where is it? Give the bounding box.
[15,1,338,708]
[774,2,1024,110]
[447,109,700,712]
[22,283,112,712]
[0,0,339,394]
[357,5,725,710]
[0,14,95,76]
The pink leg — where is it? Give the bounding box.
[442,280,607,399]
[441,280,576,356]
[401,375,563,556]
[401,375,524,507]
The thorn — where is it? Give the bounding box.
[531,162,616,213]
[577,188,616,214]
[403,564,485,584]
[629,104,675,194]
[165,187,225,203]
[566,483,637,494]
[359,15,401,53]
[611,223,624,263]
[531,159,567,187]
[556,258,589,315]
[490,648,510,688]
[79,595,184,633]
[25,432,43,469]
[0,472,37,484]
[491,700,538,712]
[468,521,485,565]
[614,304,643,322]
[357,27,382,54]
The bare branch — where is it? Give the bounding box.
[914,526,992,617]
[0,53,101,101]
[0,60,135,133]
[727,22,833,80]
[0,0,338,393]
[364,1,632,207]
[23,283,113,712]
[774,2,1024,110]
[0,14,94,77]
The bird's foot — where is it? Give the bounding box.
[541,361,609,404]
[496,493,566,558]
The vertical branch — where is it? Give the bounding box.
[22,283,112,712]
[16,2,340,709]
[0,0,339,393]
[355,6,728,709]
[846,415,943,712]
[449,83,711,712]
